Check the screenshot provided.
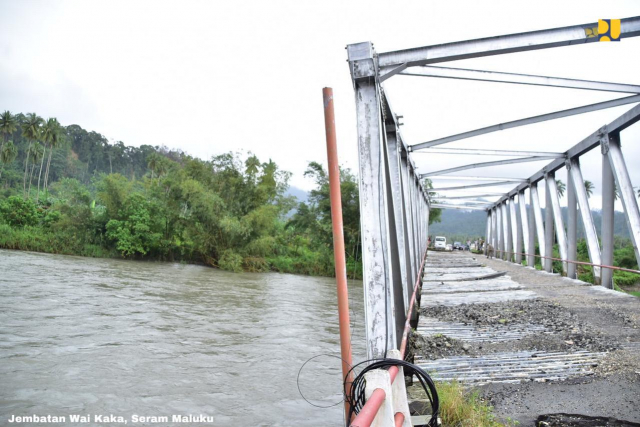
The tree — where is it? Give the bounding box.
[21,113,44,198]
[584,180,594,198]
[424,178,442,225]
[0,196,39,227]
[556,179,566,198]
[43,118,63,192]
[27,143,44,198]
[0,141,18,179]
[614,183,621,201]
[0,111,18,163]
[37,118,60,202]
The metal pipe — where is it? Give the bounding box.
[400,65,640,94]
[527,188,536,267]
[322,88,354,423]
[394,412,405,427]
[412,94,640,150]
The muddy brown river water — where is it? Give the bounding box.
[0,249,365,426]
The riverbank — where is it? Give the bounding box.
[0,224,363,279]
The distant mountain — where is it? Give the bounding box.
[286,186,308,203]
[428,207,631,241]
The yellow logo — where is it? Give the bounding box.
[598,19,621,41]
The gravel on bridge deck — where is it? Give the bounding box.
[411,251,640,425]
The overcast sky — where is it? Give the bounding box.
[1,0,639,212]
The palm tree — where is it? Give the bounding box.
[0,141,18,180]
[27,143,44,198]
[21,113,44,198]
[584,180,594,198]
[37,118,61,201]
[556,179,566,198]
[613,183,622,201]
[0,111,18,161]
[43,119,62,192]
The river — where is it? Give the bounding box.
[0,249,365,426]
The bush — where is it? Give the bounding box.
[0,196,39,227]
[218,249,243,272]
[613,270,640,288]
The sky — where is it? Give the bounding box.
[1,0,639,212]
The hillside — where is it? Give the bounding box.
[429,207,631,241]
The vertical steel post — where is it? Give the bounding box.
[348,43,397,358]
[497,204,503,258]
[400,150,417,295]
[546,172,568,274]
[605,133,640,268]
[485,211,491,255]
[322,88,354,422]
[567,162,578,279]
[544,175,555,272]
[385,127,408,326]
[531,182,546,260]
[517,191,527,264]
[491,207,497,254]
[504,201,513,261]
[568,158,602,283]
[601,143,615,289]
[525,189,536,267]
[510,196,519,262]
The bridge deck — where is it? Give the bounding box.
[412,250,640,424]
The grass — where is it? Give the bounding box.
[436,381,518,427]
[409,380,517,427]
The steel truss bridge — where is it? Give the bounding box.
[342,16,640,427]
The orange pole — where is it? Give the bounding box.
[323,87,354,424]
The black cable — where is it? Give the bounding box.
[343,358,439,427]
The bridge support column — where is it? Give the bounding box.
[504,201,513,261]
[518,190,529,265]
[485,212,491,255]
[527,188,537,267]
[510,196,519,263]
[605,133,640,271]
[348,42,398,358]
[567,163,578,279]
[546,172,568,274]
[531,183,546,264]
[544,175,555,272]
[601,141,615,289]
[568,158,601,284]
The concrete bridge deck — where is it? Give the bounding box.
[412,251,640,425]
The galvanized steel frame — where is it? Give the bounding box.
[347,16,640,373]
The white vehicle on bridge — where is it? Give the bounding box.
[434,236,446,250]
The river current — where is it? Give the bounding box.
[0,249,365,426]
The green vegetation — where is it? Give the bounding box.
[436,381,517,427]
[0,110,374,277]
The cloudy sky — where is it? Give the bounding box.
[1,0,639,211]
